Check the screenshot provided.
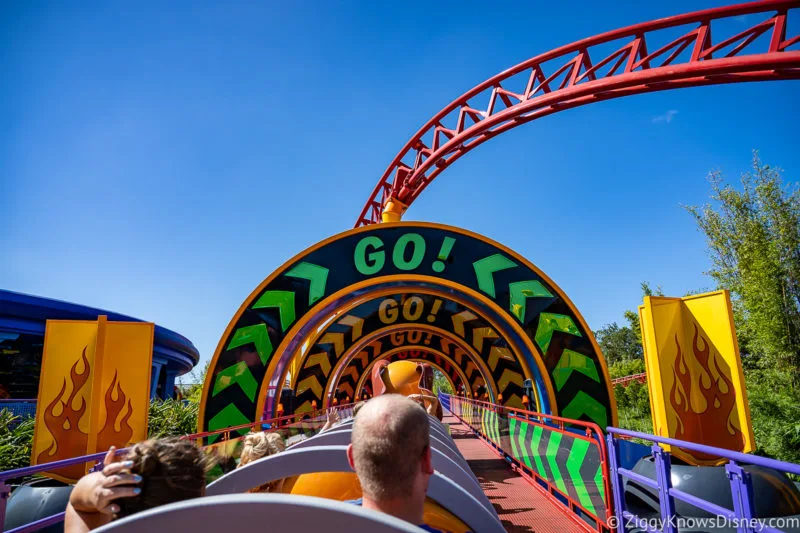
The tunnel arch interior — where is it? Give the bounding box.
[200,222,617,435]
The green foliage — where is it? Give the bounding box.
[744,369,800,464]
[432,369,453,396]
[623,282,664,345]
[685,153,800,382]
[0,410,35,472]
[607,358,645,380]
[178,360,210,405]
[613,381,653,440]
[595,322,642,364]
[596,282,661,365]
[147,398,199,439]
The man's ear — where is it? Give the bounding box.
[346,443,356,470]
[421,445,434,475]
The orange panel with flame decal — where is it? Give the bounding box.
[32,317,154,482]
[639,291,754,466]
[93,321,154,455]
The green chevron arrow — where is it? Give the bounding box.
[473,254,517,298]
[212,361,258,401]
[552,349,600,391]
[286,262,329,305]
[561,390,608,428]
[252,290,295,332]
[531,425,548,478]
[227,324,273,365]
[535,312,582,353]
[508,280,552,322]
[545,431,568,494]
[594,464,605,503]
[515,420,535,472]
[207,403,252,444]
[509,417,522,460]
[566,439,596,515]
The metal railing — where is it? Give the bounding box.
[0,403,353,533]
[610,373,647,387]
[606,427,800,533]
[445,393,612,533]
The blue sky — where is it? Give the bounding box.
[3,1,798,375]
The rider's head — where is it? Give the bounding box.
[347,394,433,508]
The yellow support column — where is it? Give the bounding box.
[381,198,408,223]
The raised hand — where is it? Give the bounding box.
[70,447,142,515]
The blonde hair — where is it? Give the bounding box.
[239,431,285,467]
[238,432,286,493]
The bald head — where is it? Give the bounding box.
[350,395,430,501]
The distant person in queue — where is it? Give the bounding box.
[65,438,208,532]
[237,431,287,492]
[346,394,461,533]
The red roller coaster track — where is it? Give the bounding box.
[355,0,800,227]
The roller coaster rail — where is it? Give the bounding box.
[610,372,647,387]
[355,0,800,226]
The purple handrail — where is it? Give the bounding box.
[0,450,123,483]
[608,427,800,475]
[607,426,800,533]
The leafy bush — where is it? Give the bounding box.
[745,369,800,464]
[0,410,35,472]
[148,398,199,439]
[432,369,453,396]
[607,359,645,380]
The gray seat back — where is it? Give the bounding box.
[206,445,502,532]
[288,426,467,472]
[92,494,429,533]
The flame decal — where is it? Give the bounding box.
[97,371,135,451]
[668,323,743,461]
[37,346,91,479]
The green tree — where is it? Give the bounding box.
[623,282,664,344]
[432,369,453,396]
[595,282,660,366]
[685,154,800,383]
[595,322,642,364]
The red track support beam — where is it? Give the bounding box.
[355,0,800,226]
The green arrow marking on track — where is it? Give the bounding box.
[552,349,600,391]
[545,431,568,495]
[534,313,582,353]
[516,422,533,470]
[286,262,329,305]
[509,418,522,460]
[530,425,547,478]
[566,439,596,515]
[252,291,295,332]
[594,465,605,503]
[207,404,252,444]
[227,324,273,365]
[508,280,552,322]
[516,421,535,471]
[212,361,258,401]
[561,391,608,428]
[473,254,517,298]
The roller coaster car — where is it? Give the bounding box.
[201,413,503,533]
[624,455,800,530]
[92,494,448,533]
[372,360,444,420]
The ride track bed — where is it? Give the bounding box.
[444,412,589,533]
